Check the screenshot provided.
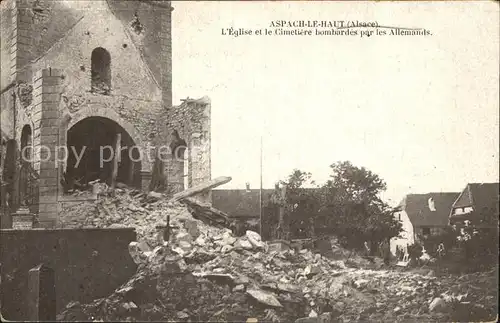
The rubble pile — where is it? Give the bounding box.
[61,185,199,246]
[58,187,498,322]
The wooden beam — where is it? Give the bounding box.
[110,133,121,194]
[170,176,232,202]
[182,197,231,227]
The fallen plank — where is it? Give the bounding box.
[182,197,231,227]
[170,176,232,202]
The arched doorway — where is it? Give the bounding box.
[65,117,141,190]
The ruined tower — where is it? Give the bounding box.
[0,0,211,228]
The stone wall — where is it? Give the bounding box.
[0,227,137,321]
[0,88,15,144]
[3,0,173,174]
[1,0,173,141]
[0,0,175,227]
[163,97,211,198]
[28,0,166,168]
[107,0,173,109]
[31,68,64,227]
[0,0,13,88]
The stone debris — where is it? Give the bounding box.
[56,186,499,322]
[429,297,447,312]
[246,288,283,308]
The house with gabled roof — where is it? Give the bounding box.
[449,182,499,228]
[390,192,459,256]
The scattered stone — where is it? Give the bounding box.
[269,240,291,252]
[247,288,283,308]
[354,279,369,289]
[120,301,139,316]
[222,231,237,245]
[308,309,318,317]
[179,241,192,250]
[147,191,163,199]
[108,223,127,228]
[234,275,250,285]
[195,236,207,246]
[429,297,448,312]
[176,311,189,319]
[233,284,245,292]
[234,238,253,250]
[304,265,321,278]
[128,242,147,264]
[137,241,151,253]
[246,230,265,249]
[184,219,200,239]
[295,316,319,323]
[56,185,499,323]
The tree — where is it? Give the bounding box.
[324,161,386,205]
[272,162,402,249]
[277,169,320,239]
[282,169,315,190]
[318,161,402,250]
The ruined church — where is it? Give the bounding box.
[0,0,211,228]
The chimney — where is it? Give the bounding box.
[10,0,33,83]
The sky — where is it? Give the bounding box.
[171,1,499,206]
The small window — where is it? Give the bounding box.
[422,227,431,235]
[463,206,473,214]
[91,47,111,95]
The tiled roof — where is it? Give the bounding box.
[399,192,459,227]
[212,189,275,218]
[453,183,499,211]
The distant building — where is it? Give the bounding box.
[212,187,321,239]
[449,182,499,228]
[390,192,459,256]
[212,189,275,231]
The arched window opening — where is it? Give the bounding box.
[20,125,32,163]
[19,125,33,207]
[91,47,111,95]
